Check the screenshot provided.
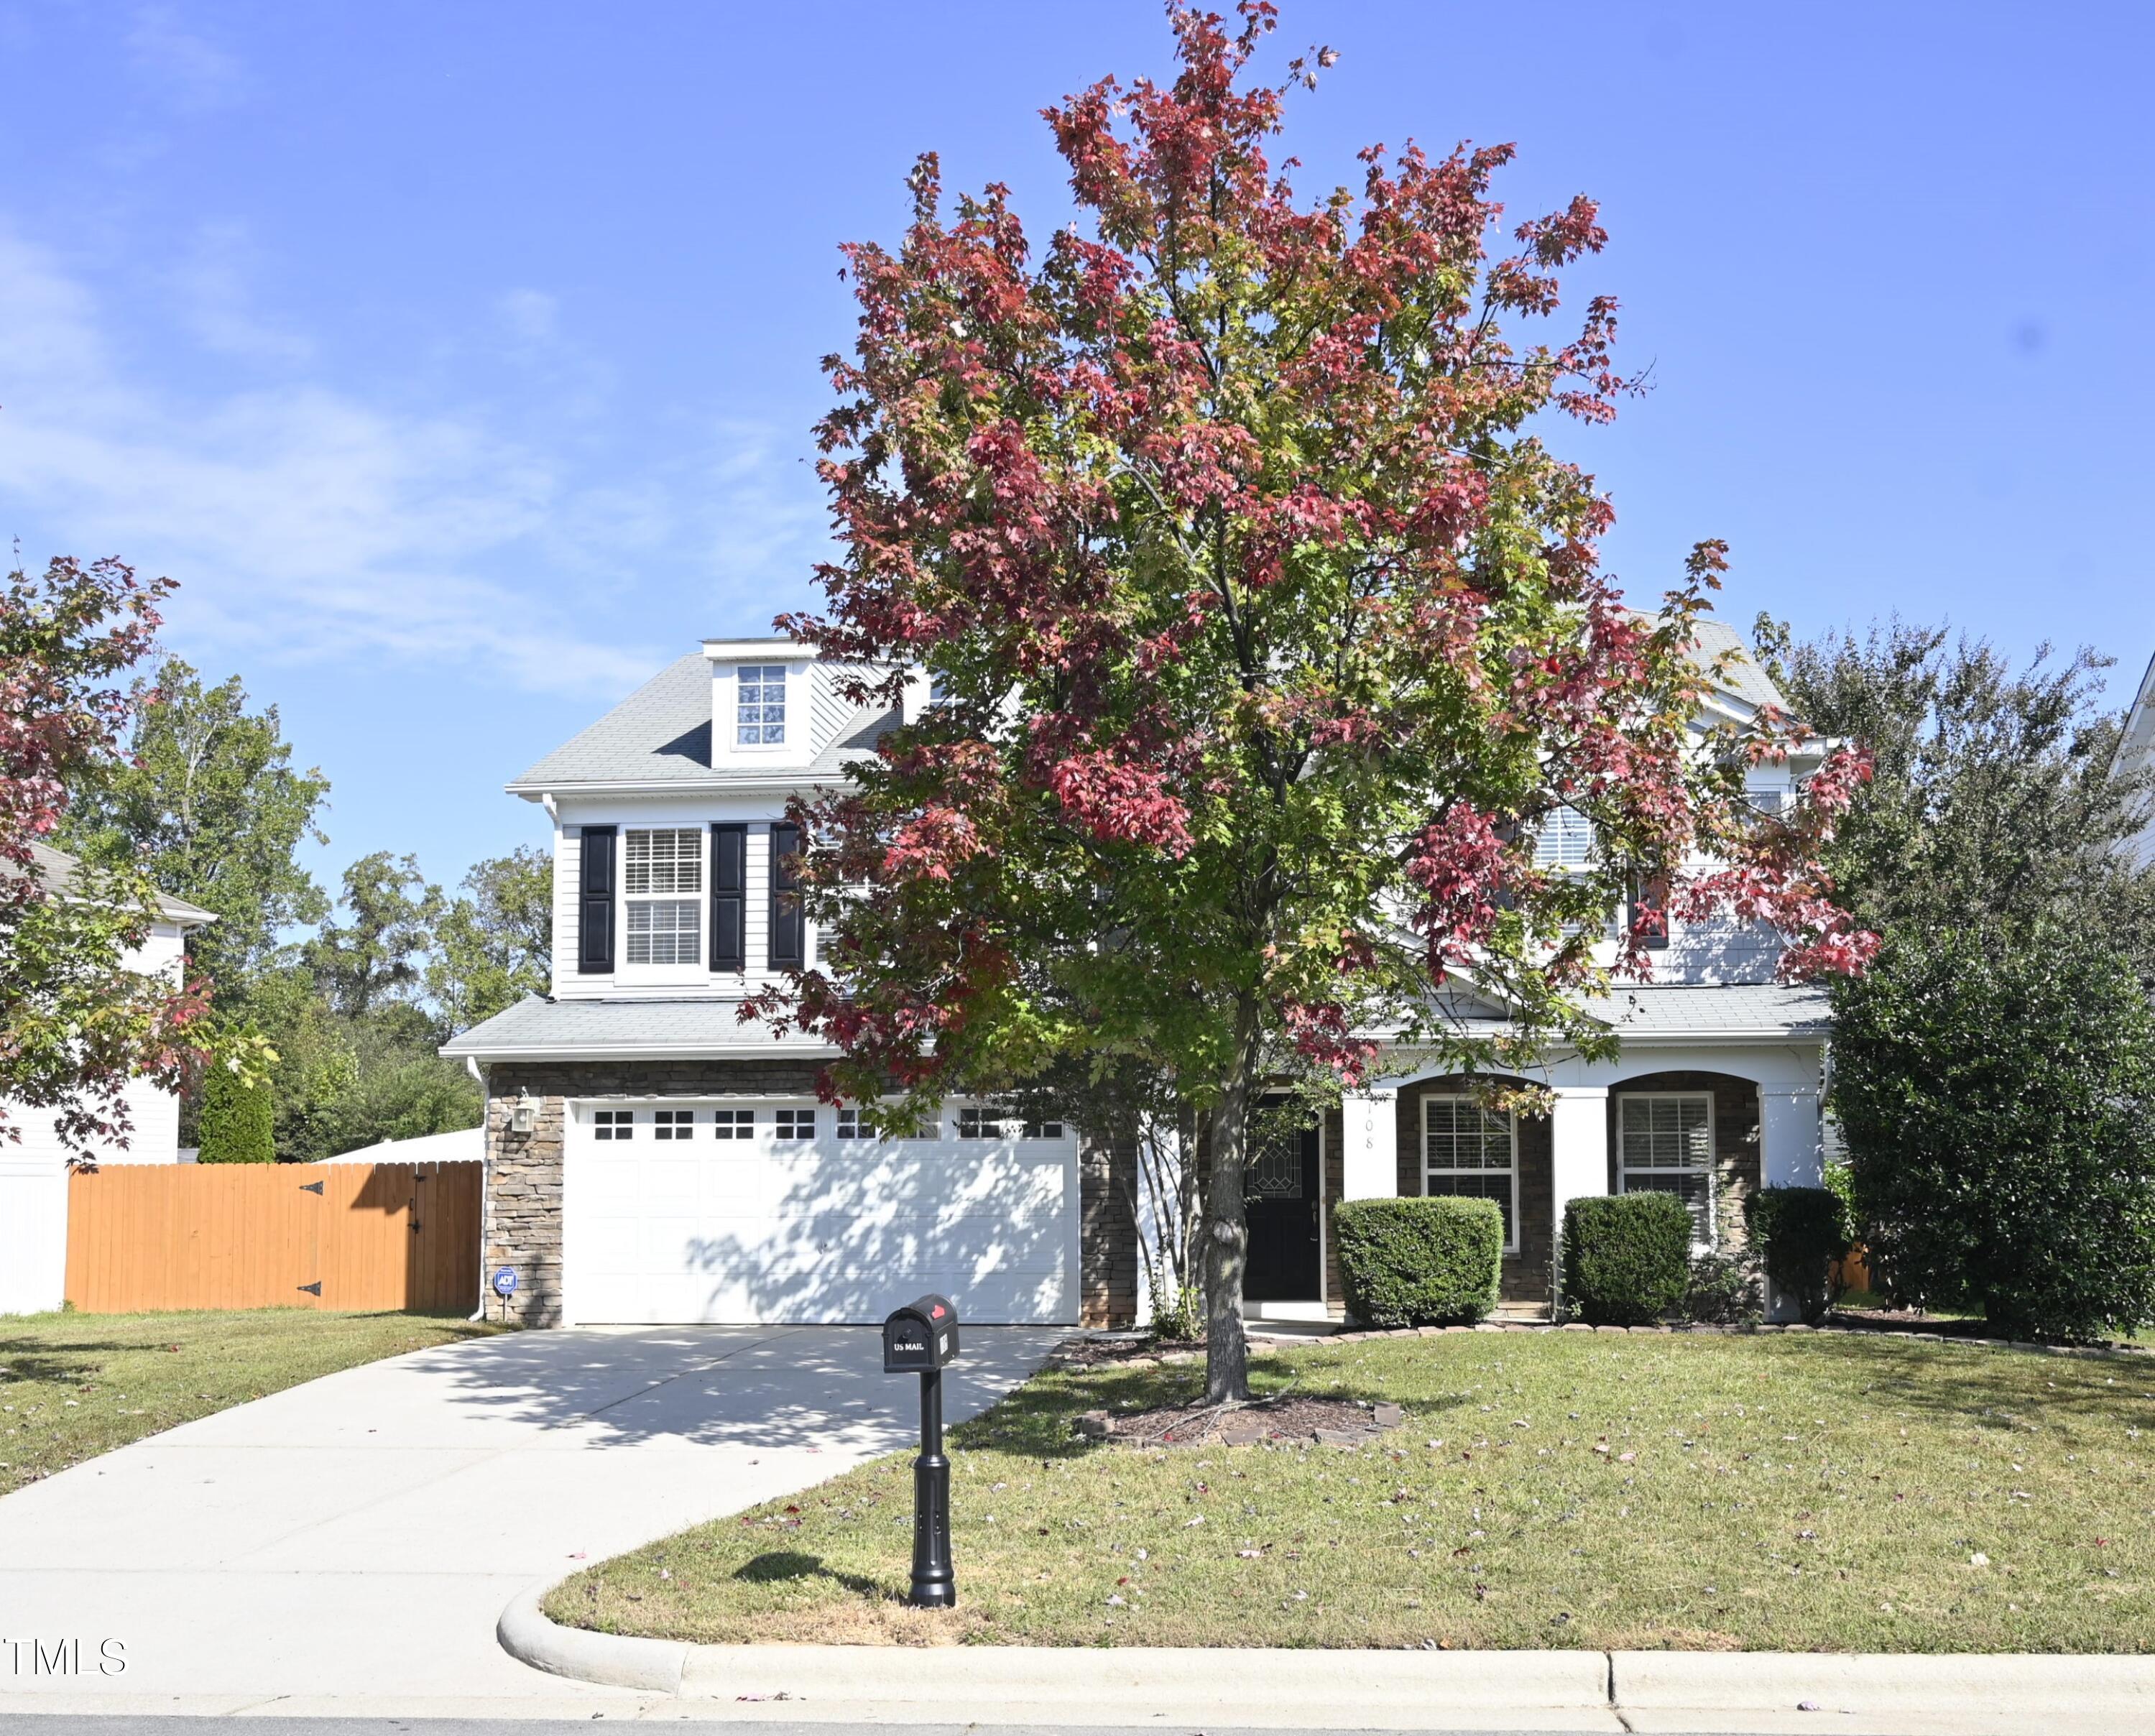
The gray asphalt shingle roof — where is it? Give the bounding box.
[443,995,836,1060]
[507,656,897,792]
[443,979,1829,1063]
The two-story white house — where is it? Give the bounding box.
[446,626,1832,1329]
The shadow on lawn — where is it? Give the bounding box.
[954,1347,1480,1460]
[735,1550,885,1597]
[1810,1333,2155,1434]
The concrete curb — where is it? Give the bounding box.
[497,1586,687,1694]
[499,1594,2155,1727]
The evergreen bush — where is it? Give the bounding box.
[1746,1186,1850,1324]
[1834,928,2155,1342]
[1561,1193,1691,1325]
[198,1062,274,1164]
[1334,1197,1504,1327]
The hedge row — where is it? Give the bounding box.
[1335,1186,1848,1327]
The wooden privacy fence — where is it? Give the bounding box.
[65,1160,481,1313]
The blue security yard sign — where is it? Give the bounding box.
[492,1267,518,1298]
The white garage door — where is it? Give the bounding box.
[561,1099,1079,1324]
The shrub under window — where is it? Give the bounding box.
[1334,1197,1503,1328]
[1561,1192,1691,1325]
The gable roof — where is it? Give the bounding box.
[506,655,897,795]
[19,841,216,926]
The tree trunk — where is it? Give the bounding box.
[1203,1014,1258,1403]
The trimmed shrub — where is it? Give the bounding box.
[1746,1186,1850,1324]
[1682,1250,1763,1326]
[1334,1197,1503,1327]
[1561,1193,1691,1325]
[198,1063,274,1164]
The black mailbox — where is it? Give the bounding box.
[883,1293,960,1372]
[884,1292,962,1608]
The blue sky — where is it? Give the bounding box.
[1,1,2150,896]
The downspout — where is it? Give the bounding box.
[466,1054,492,1322]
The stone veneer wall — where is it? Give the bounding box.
[478,1057,1134,1329]
[1078,1129,1140,1330]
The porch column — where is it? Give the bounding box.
[1550,1085,1611,1230]
[1341,1085,1400,1199]
[1760,1087,1824,1188]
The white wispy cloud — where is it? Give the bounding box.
[0,227,829,697]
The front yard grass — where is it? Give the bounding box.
[0,1307,497,1497]
[550,1331,2155,1652]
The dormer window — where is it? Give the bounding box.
[624,827,702,964]
[737,665,787,746]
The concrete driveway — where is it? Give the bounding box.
[0,1324,1059,1714]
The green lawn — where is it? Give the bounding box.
[0,1308,497,1497]
[550,1332,2155,1653]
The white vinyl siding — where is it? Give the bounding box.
[1618,1093,1716,1249]
[1423,1097,1518,1252]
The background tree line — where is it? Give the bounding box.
[61,658,550,1161]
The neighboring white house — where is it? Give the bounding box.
[2120,650,2155,869]
[446,626,1832,1330]
[0,844,216,1316]
[319,1126,484,1165]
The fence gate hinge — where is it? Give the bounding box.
[300,1180,325,1195]
[297,1281,323,1296]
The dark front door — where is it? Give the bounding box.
[1243,1122,1321,1302]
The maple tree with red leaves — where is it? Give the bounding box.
[758,3,1875,1399]
[0,556,239,1154]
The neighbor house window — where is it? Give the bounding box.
[711,1108,754,1140]
[593,1109,634,1141]
[624,828,702,964]
[1618,1093,1715,1248]
[774,1108,816,1140]
[1423,1096,1518,1250]
[1533,805,1595,869]
[653,1108,694,1140]
[737,665,787,745]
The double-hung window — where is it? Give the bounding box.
[737,665,786,745]
[1618,1094,1715,1247]
[624,828,702,964]
[1533,805,1595,870]
[1423,1098,1518,1250]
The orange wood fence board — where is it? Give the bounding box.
[64,1160,481,1314]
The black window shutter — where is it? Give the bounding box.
[768,821,805,970]
[578,826,617,974]
[710,823,747,972]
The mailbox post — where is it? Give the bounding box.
[882,1293,961,1608]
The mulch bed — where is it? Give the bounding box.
[1076,1393,1404,1449]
